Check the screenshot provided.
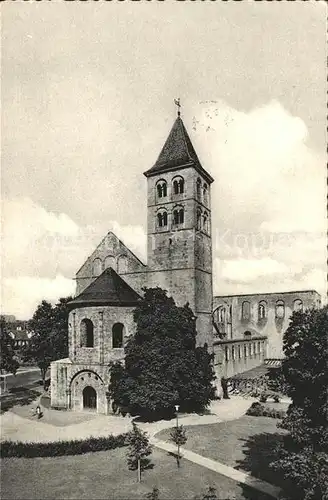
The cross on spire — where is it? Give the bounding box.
[174,98,181,117]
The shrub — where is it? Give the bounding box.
[259,392,268,403]
[0,433,128,458]
[246,402,265,417]
[246,402,285,419]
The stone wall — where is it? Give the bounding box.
[75,231,147,296]
[213,336,266,379]
[68,305,136,365]
[213,290,321,359]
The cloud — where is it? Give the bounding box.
[2,100,326,318]
[2,276,76,320]
[191,100,326,233]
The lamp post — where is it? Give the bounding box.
[175,404,179,429]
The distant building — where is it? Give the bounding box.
[213,290,321,378]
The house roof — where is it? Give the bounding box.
[143,116,214,184]
[68,267,142,308]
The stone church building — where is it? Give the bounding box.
[50,111,320,413]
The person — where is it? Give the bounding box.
[221,376,230,400]
[36,405,42,419]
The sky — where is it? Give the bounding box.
[2,0,327,319]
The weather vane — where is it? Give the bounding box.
[174,98,181,117]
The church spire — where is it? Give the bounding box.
[143,106,214,184]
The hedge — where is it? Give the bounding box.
[1,433,129,458]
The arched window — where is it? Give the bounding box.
[293,299,303,312]
[112,323,124,348]
[258,301,266,320]
[117,255,128,274]
[173,176,184,195]
[173,207,184,225]
[203,212,209,233]
[275,300,285,319]
[196,178,202,199]
[203,183,208,204]
[196,208,202,230]
[156,180,167,199]
[244,330,252,338]
[80,319,94,348]
[92,258,102,277]
[104,255,115,271]
[242,301,251,320]
[157,210,168,228]
[218,307,226,323]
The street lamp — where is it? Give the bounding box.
[175,404,180,429]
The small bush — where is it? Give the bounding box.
[259,392,268,403]
[246,402,265,416]
[0,433,128,458]
[246,402,285,419]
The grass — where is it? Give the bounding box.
[1,445,270,500]
[156,415,288,490]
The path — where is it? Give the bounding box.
[151,437,281,499]
[0,396,253,443]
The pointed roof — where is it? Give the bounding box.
[144,116,214,184]
[69,268,141,308]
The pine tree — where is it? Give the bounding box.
[126,422,153,482]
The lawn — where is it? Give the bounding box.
[156,415,288,489]
[1,445,271,500]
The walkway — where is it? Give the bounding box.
[0,396,253,443]
[151,437,281,499]
[1,396,282,498]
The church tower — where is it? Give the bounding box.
[144,108,214,347]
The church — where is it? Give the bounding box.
[50,108,321,414]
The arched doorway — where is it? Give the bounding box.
[83,386,97,410]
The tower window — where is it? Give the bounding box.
[203,211,209,233]
[275,300,285,319]
[173,207,184,225]
[80,319,94,348]
[203,183,208,204]
[112,323,124,348]
[258,301,266,320]
[157,210,168,228]
[196,208,202,230]
[196,178,202,199]
[156,180,167,199]
[173,176,184,195]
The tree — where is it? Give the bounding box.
[126,422,153,482]
[271,306,328,500]
[0,318,19,375]
[170,425,187,468]
[24,298,71,384]
[110,288,216,419]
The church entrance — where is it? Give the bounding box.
[83,386,97,410]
